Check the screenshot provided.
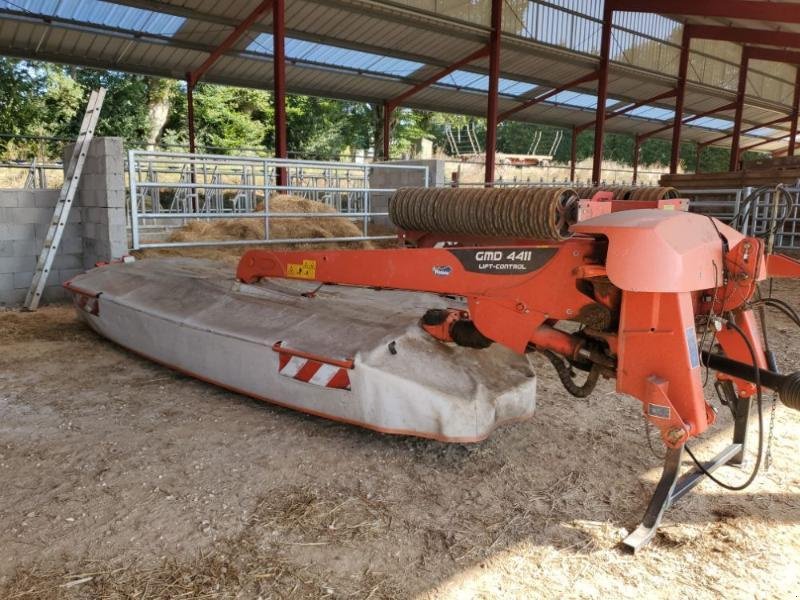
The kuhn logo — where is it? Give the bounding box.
[432,265,452,277]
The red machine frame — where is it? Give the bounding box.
[235,195,800,551]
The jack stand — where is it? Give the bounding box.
[623,396,752,551]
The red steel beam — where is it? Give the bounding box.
[741,133,792,153]
[729,51,749,171]
[187,0,273,88]
[575,89,677,134]
[387,46,490,111]
[686,24,800,49]
[699,116,793,148]
[382,45,490,160]
[670,27,691,174]
[744,46,800,65]
[637,102,737,143]
[608,1,800,25]
[497,71,599,122]
[592,4,613,185]
[484,0,502,184]
[791,68,800,156]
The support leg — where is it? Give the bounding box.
[729,395,753,466]
[623,445,684,552]
[623,436,746,551]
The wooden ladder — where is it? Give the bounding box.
[23,88,106,310]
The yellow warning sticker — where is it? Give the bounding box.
[286,259,317,279]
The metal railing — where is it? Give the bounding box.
[0,159,63,189]
[128,151,429,249]
[684,185,800,251]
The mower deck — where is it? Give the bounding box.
[65,258,538,442]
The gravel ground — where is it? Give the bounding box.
[1,280,799,599]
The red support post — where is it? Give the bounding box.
[632,134,641,184]
[790,67,800,156]
[484,0,502,184]
[570,126,578,182]
[695,143,702,173]
[730,51,749,172]
[382,102,391,160]
[186,75,198,212]
[592,5,613,185]
[671,26,691,174]
[273,0,287,187]
[186,75,196,155]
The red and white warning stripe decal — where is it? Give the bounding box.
[273,342,353,390]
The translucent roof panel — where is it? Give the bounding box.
[548,90,616,110]
[747,127,780,138]
[2,0,186,36]
[439,70,536,97]
[626,105,675,122]
[248,33,424,77]
[692,116,734,132]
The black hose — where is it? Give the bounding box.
[748,298,800,333]
[757,298,800,328]
[685,319,763,491]
[733,184,797,238]
[542,350,601,398]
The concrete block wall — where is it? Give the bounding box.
[368,159,446,226]
[64,137,127,269]
[0,189,81,305]
[0,137,127,306]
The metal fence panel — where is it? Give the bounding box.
[127,151,428,249]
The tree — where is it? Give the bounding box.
[0,59,46,156]
[67,69,153,142]
[145,77,180,149]
[187,84,272,153]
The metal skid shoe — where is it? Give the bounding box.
[623,395,752,552]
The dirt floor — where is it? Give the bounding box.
[1,281,799,599]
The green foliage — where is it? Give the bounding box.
[282,96,373,159]
[39,67,84,139]
[0,59,47,157]
[191,84,272,152]
[66,69,153,142]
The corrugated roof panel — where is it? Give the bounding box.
[1,0,797,154]
[3,0,186,35]
[246,32,425,77]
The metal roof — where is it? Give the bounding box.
[0,0,798,153]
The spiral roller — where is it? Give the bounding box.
[574,185,679,200]
[389,186,580,241]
